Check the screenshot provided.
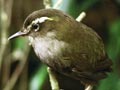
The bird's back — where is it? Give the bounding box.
[57,22,113,84]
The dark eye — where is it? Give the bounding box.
[32,23,39,31]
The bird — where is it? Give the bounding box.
[8,9,112,90]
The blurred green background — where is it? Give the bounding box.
[0,0,120,90]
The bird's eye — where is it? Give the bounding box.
[32,23,39,32]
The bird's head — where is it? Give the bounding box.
[8,9,76,41]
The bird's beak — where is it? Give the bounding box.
[8,31,27,40]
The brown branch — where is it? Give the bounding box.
[0,0,13,73]
[3,46,30,90]
[0,0,13,89]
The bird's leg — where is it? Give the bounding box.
[85,85,93,90]
[47,67,60,90]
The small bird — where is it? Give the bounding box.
[8,9,112,90]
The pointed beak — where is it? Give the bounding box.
[8,31,27,40]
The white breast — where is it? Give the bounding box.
[28,32,68,62]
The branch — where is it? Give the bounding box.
[0,0,13,74]
[85,85,93,90]
[0,0,13,89]
[47,67,60,90]
[43,0,63,9]
[3,47,30,90]
[76,12,86,22]
[53,0,63,9]
[43,0,52,9]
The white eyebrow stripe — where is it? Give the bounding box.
[32,17,53,24]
